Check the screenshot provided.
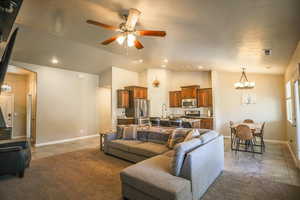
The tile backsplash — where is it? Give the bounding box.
[169,107,212,116]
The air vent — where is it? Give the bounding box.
[263,49,272,56]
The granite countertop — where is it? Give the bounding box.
[181,115,214,119]
[117,117,135,119]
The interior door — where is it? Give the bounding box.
[0,94,14,129]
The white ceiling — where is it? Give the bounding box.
[2,0,300,74]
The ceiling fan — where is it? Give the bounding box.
[86,8,166,49]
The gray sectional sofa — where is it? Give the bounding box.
[104,128,224,200]
[104,129,171,163]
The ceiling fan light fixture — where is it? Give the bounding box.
[117,35,125,45]
[127,33,136,47]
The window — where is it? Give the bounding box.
[285,81,294,124]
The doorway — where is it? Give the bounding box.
[0,66,37,144]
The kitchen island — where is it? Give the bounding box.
[150,117,201,128]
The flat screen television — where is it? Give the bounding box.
[0,0,23,42]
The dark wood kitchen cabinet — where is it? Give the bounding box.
[181,85,200,99]
[117,89,129,108]
[197,88,212,107]
[169,91,182,107]
[117,118,135,125]
[200,118,213,129]
[125,86,148,99]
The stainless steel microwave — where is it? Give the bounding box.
[182,99,197,108]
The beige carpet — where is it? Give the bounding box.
[0,148,300,200]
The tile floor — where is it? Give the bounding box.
[32,137,300,186]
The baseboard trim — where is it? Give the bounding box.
[223,135,287,144]
[12,136,26,139]
[35,134,99,147]
[287,142,300,169]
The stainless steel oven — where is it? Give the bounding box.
[182,99,197,108]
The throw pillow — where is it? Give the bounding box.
[122,125,138,140]
[184,129,200,142]
[166,128,191,149]
[116,125,126,139]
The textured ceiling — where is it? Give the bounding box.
[2,0,300,74]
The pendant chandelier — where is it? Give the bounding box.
[234,68,255,89]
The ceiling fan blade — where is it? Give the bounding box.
[86,20,118,31]
[136,30,166,37]
[125,8,141,31]
[101,35,118,45]
[134,40,144,49]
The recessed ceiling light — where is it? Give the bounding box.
[51,57,59,64]
[161,64,167,68]
[198,66,204,69]
[139,59,143,63]
[163,58,168,63]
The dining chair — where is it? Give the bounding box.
[235,124,255,154]
[243,119,254,123]
[229,121,236,149]
[253,122,266,153]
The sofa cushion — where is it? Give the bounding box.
[172,138,202,176]
[148,131,170,144]
[120,155,192,200]
[123,125,138,140]
[199,131,219,144]
[107,140,143,152]
[129,142,170,157]
[136,131,148,142]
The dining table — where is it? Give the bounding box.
[232,122,263,133]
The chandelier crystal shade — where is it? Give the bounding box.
[234,68,255,89]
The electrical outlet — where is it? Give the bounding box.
[80,129,85,134]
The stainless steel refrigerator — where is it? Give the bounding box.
[126,99,150,124]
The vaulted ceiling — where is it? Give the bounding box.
[3,0,300,74]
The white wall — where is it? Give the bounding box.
[98,87,111,132]
[98,68,113,132]
[213,71,286,141]
[12,62,100,145]
[146,69,171,117]
[285,41,300,160]
[169,71,211,90]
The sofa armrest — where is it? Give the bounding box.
[0,146,22,153]
[180,135,224,200]
[0,140,29,149]
[104,132,117,141]
[103,132,118,152]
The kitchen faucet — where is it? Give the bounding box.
[161,104,167,119]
